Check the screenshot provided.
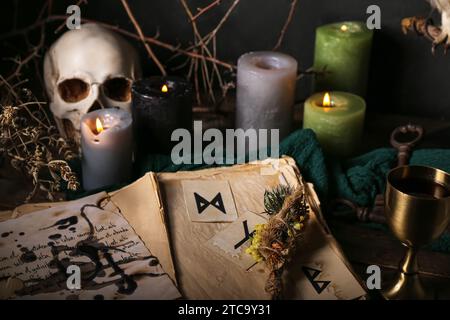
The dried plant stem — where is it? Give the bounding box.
[5,29,45,83]
[180,0,224,103]
[180,0,240,53]
[1,77,79,203]
[273,0,298,50]
[0,76,50,130]
[0,15,236,71]
[193,53,201,105]
[192,0,222,21]
[179,0,240,103]
[120,0,167,76]
[205,0,240,45]
[179,0,210,104]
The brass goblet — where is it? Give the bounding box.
[383,165,450,300]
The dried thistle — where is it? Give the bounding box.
[264,184,293,215]
[247,184,309,299]
[0,77,79,203]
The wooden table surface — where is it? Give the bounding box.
[1,106,450,299]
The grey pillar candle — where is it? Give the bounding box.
[131,76,193,154]
[81,108,133,191]
[235,51,298,143]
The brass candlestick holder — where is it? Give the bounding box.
[383,165,450,300]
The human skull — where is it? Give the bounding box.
[44,23,141,149]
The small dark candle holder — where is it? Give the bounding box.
[131,76,193,155]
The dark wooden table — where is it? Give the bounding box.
[1,104,450,299]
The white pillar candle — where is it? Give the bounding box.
[81,108,133,191]
[235,51,298,142]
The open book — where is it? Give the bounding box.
[0,157,366,299]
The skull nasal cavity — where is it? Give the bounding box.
[88,100,103,113]
[102,77,132,102]
[58,79,90,103]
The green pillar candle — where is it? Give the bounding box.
[313,21,373,97]
[303,91,366,158]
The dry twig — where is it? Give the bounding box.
[192,0,222,21]
[120,0,167,76]
[273,0,298,50]
[0,77,79,203]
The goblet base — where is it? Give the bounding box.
[382,272,432,300]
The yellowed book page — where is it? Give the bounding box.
[0,211,12,223]
[110,173,176,283]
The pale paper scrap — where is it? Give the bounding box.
[207,211,267,270]
[0,192,180,300]
[282,210,367,300]
[182,180,238,223]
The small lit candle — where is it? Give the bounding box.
[81,108,133,191]
[303,91,366,157]
[131,77,192,154]
[313,21,373,96]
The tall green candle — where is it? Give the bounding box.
[313,21,373,97]
[303,91,366,157]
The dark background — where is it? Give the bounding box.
[1,0,449,119]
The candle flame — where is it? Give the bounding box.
[323,92,332,107]
[161,84,169,93]
[340,24,348,32]
[96,118,104,134]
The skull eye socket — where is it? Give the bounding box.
[102,77,132,102]
[58,78,90,103]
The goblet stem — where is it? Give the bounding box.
[382,246,429,300]
[400,246,418,274]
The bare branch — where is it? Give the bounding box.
[120,0,167,76]
[192,0,222,21]
[273,0,298,51]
